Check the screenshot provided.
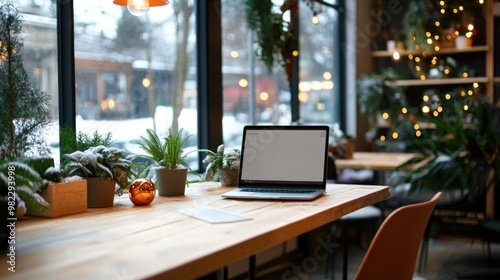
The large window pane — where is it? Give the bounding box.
[222,0,342,147]
[11,0,59,159]
[221,0,291,148]
[74,1,198,168]
[299,1,340,125]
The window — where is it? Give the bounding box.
[221,0,344,148]
[14,0,59,157]
[73,1,199,168]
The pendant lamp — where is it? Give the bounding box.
[113,0,169,17]
[113,0,169,7]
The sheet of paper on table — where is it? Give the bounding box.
[179,206,252,223]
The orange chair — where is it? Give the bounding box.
[353,192,442,280]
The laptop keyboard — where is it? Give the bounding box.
[242,188,315,194]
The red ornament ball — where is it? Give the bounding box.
[128,178,156,206]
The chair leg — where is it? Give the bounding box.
[223,266,228,280]
[417,214,434,274]
[249,255,256,280]
[487,241,492,265]
[342,224,348,280]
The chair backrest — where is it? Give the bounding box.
[354,192,442,280]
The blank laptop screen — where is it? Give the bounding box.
[239,127,328,185]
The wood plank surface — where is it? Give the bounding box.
[335,152,417,171]
[0,182,389,280]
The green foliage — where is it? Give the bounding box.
[0,160,48,215]
[0,3,52,159]
[60,126,113,156]
[135,128,192,171]
[356,69,408,125]
[402,0,440,52]
[244,0,297,84]
[63,146,134,195]
[396,91,500,206]
[199,144,241,181]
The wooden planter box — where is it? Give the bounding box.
[28,180,87,218]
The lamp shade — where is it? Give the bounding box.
[113,0,169,7]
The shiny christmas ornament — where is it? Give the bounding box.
[128,178,156,206]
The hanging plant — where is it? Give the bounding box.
[244,0,298,88]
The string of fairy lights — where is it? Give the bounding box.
[379,0,485,142]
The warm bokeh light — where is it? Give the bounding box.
[238,79,248,87]
[299,82,311,92]
[392,132,399,139]
[322,80,334,90]
[422,105,430,113]
[392,51,400,60]
[311,81,322,91]
[298,92,309,103]
[230,50,239,58]
[142,77,151,88]
[316,102,325,111]
[382,112,389,119]
[312,15,319,25]
[323,72,332,80]
[259,91,269,101]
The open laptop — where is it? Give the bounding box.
[222,125,330,200]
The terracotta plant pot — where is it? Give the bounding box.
[86,177,116,208]
[218,169,239,186]
[155,168,188,196]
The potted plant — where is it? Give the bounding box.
[200,144,241,186]
[135,128,192,196]
[395,89,500,213]
[63,146,134,207]
[0,160,48,217]
[26,166,87,217]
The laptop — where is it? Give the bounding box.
[222,125,330,200]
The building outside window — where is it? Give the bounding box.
[73,1,198,168]
[14,0,346,170]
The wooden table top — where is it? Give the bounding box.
[1,182,389,280]
[335,152,417,171]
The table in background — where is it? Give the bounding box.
[0,182,389,280]
[334,152,417,171]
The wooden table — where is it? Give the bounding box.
[1,182,389,280]
[335,152,417,171]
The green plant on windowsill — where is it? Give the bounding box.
[199,144,241,182]
[63,146,134,196]
[0,160,48,218]
[134,128,197,196]
[395,89,500,210]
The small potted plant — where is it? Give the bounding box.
[63,146,134,207]
[0,160,48,218]
[26,166,87,217]
[135,128,192,196]
[200,144,241,186]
